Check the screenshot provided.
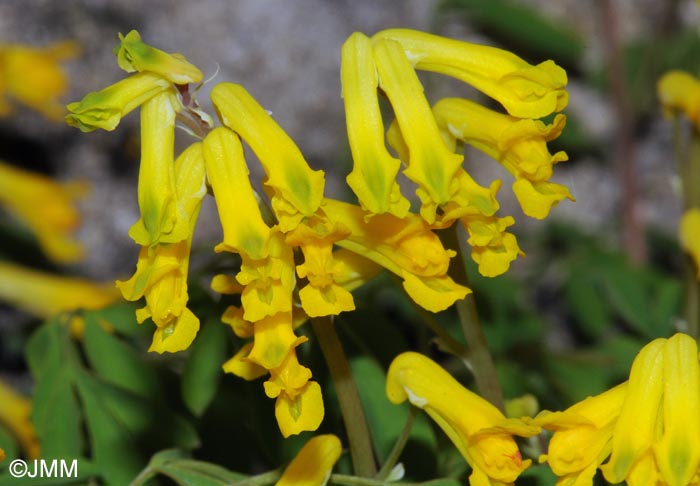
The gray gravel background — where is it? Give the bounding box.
[0,0,694,283]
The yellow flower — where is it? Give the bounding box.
[116,142,206,353]
[373,37,464,225]
[114,30,203,84]
[0,380,39,459]
[275,434,342,486]
[210,82,325,232]
[433,97,573,219]
[324,198,469,312]
[204,126,321,436]
[537,333,700,486]
[0,41,78,120]
[340,32,410,218]
[285,214,355,317]
[658,70,700,123]
[0,447,4,463]
[372,29,568,119]
[66,71,171,132]
[386,352,539,485]
[128,90,191,247]
[680,208,700,279]
[0,261,118,318]
[0,160,87,263]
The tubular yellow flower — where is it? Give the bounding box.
[203,127,271,259]
[373,37,463,224]
[386,352,539,485]
[210,83,325,232]
[128,90,191,246]
[538,333,700,486]
[658,70,700,123]
[680,208,700,278]
[341,32,410,218]
[372,29,568,119]
[0,261,118,318]
[275,434,342,486]
[115,30,203,84]
[433,97,573,219]
[0,160,86,263]
[0,380,39,459]
[65,71,170,132]
[117,142,206,353]
[600,339,665,483]
[248,312,306,370]
[0,41,78,120]
[324,198,469,312]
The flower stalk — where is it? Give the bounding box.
[311,316,377,477]
[444,225,504,412]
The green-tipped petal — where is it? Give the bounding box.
[374,38,463,224]
[211,83,325,231]
[601,339,665,483]
[128,90,189,246]
[203,126,271,259]
[341,32,410,218]
[66,72,170,132]
[115,30,202,84]
[654,333,700,486]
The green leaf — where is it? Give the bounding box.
[564,269,612,339]
[132,452,258,486]
[182,318,228,416]
[83,315,160,398]
[25,321,83,459]
[87,302,144,337]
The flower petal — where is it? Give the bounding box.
[276,434,342,486]
[275,381,325,438]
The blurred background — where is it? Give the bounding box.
[1,0,700,482]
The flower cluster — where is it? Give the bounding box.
[534,333,700,485]
[66,29,568,437]
[342,30,571,277]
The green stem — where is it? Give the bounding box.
[375,406,417,480]
[311,316,377,477]
[444,225,504,412]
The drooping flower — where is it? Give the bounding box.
[210,82,325,233]
[680,208,700,279]
[0,41,78,120]
[536,333,700,486]
[340,32,411,218]
[114,30,203,84]
[116,142,207,353]
[65,71,171,132]
[127,89,193,247]
[275,434,342,486]
[386,352,539,485]
[0,160,87,263]
[0,261,119,318]
[432,97,573,219]
[371,29,568,119]
[0,380,39,459]
[203,126,322,436]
